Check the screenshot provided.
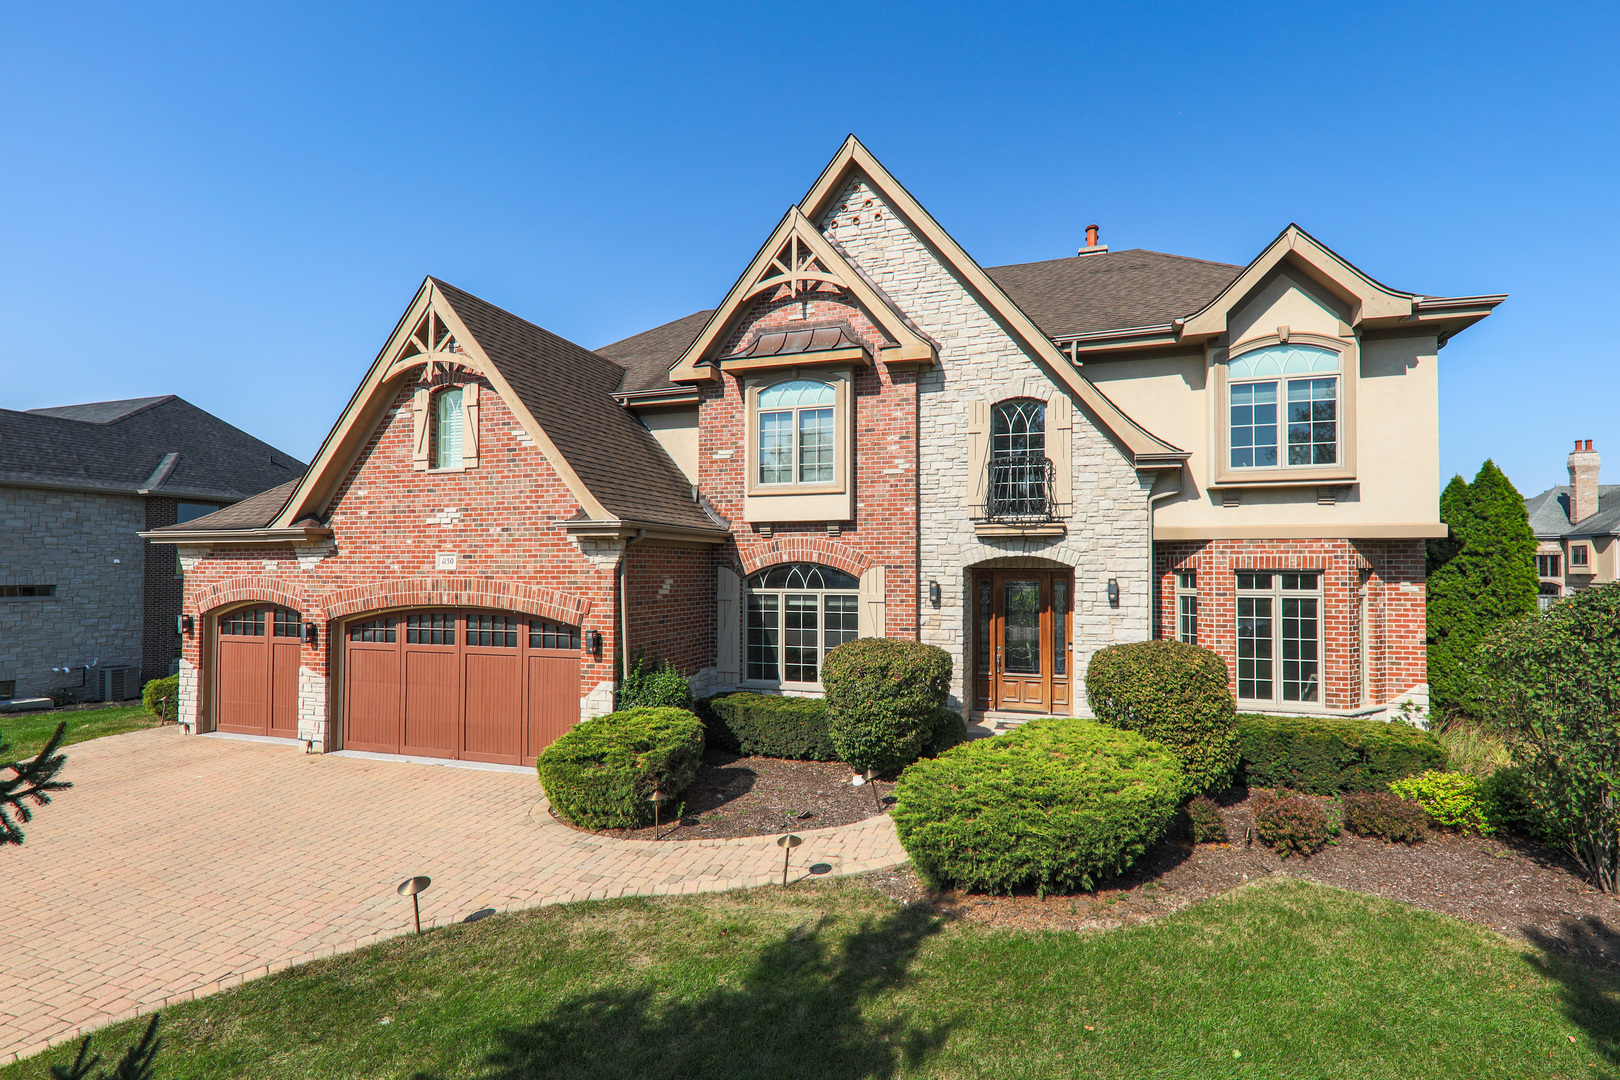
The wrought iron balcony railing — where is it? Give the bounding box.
[983,453,1056,522]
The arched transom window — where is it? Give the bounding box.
[744,562,859,685]
[992,399,1045,458]
[1228,344,1340,469]
[758,379,836,486]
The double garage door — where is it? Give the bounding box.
[342,609,580,766]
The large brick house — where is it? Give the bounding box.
[1526,440,1619,609]
[1,395,304,703]
[147,138,1501,763]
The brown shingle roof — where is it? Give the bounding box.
[151,477,302,531]
[432,280,719,534]
[984,249,1243,339]
[597,310,714,395]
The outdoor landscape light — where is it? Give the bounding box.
[777,834,803,886]
[303,621,319,646]
[397,875,432,934]
[928,580,941,606]
[1107,578,1120,605]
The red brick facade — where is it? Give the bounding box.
[1153,538,1426,712]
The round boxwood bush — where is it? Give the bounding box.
[1085,639,1238,796]
[891,717,1186,895]
[822,638,952,775]
[142,675,179,719]
[537,707,704,830]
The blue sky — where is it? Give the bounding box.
[3,2,1614,498]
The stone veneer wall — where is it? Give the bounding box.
[0,487,146,700]
[817,178,1153,710]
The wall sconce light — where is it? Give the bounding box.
[1107,578,1120,606]
[179,614,194,635]
[928,580,941,606]
[303,622,319,647]
[586,630,603,657]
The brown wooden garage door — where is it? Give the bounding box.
[342,610,580,766]
[215,606,302,738]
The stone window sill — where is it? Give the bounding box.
[973,522,1066,540]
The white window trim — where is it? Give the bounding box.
[1209,333,1358,488]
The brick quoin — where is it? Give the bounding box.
[1153,538,1426,713]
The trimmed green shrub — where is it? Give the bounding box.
[1343,791,1427,842]
[1389,770,1495,835]
[1480,765,1564,845]
[1252,792,1334,858]
[927,707,967,758]
[537,707,704,830]
[1187,795,1227,844]
[892,717,1185,895]
[616,658,693,711]
[1237,713,1446,795]
[1085,639,1238,796]
[698,692,837,761]
[823,638,952,775]
[142,675,179,719]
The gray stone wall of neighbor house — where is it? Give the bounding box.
[819,179,1151,712]
[0,487,146,700]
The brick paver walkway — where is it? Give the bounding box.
[2,726,906,1063]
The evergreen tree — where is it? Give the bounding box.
[2,720,72,845]
[1426,460,1540,715]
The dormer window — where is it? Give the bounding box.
[431,387,464,470]
[756,378,836,486]
[1227,344,1340,470]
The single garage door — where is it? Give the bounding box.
[215,606,302,738]
[342,609,580,766]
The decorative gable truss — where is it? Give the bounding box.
[391,310,481,471]
[669,208,937,382]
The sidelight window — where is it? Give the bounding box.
[1176,570,1198,645]
[744,562,859,685]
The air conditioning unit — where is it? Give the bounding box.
[94,666,142,702]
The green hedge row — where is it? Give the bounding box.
[892,717,1185,896]
[697,691,966,764]
[1237,713,1445,795]
[537,707,704,830]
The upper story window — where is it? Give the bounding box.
[1175,570,1197,645]
[1228,344,1340,470]
[431,387,464,469]
[986,399,1053,521]
[757,379,835,486]
[1537,554,1562,578]
[1571,543,1590,568]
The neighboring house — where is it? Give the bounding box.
[147,137,1500,764]
[0,396,305,703]
[1526,440,1618,609]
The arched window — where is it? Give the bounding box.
[432,387,464,469]
[744,562,859,685]
[987,399,1050,519]
[1227,344,1340,469]
[757,379,836,486]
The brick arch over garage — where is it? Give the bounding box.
[736,537,875,579]
[194,576,309,615]
[315,577,592,627]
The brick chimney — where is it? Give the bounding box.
[1569,439,1601,523]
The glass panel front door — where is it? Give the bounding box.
[1003,581,1041,674]
[972,571,1072,714]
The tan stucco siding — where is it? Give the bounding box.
[636,404,700,484]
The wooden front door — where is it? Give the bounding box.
[342,610,580,765]
[972,570,1071,714]
[215,606,301,738]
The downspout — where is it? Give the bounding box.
[618,529,646,692]
[1145,466,1185,640]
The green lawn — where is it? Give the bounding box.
[0,705,160,759]
[6,877,1616,1079]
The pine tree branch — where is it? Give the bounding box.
[1,720,73,846]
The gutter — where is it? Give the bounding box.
[613,387,703,407]
[1,478,274,502]
[139,526,333,544]
[561,517,728,544]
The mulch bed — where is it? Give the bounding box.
[558,748,893,842]
[853,788,1620,969]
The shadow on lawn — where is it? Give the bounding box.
[413,900,951,1080]
[1524,914,1620,1072]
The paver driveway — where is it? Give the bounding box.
[2,726,905,1063]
